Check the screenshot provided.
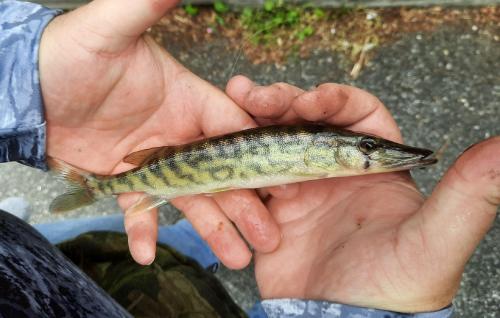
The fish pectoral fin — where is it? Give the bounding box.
[123,145,178,166]
[125,195,168,216]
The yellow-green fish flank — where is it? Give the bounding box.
[49,125,437,213]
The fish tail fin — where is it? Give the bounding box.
[48,157,98,213]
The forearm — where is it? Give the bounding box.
[256,299,453,318]
[0,0,60,169]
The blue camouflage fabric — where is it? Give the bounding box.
[0,0,60,170]
[257,300,453,318]
[0,1,455,318]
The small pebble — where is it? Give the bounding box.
[366,11,378,20]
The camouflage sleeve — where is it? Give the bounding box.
[258,299,454,318]
[0,1,61,170]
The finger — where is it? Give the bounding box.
[257,188,271,200]
[409,137,500,267]
[228,77,402,142]
[226,75,304,121]
[172,195,252,269]
[190,77,257,137]
[213,190,281,253]
[119,193,159,265]
[69,0,179,52]
[292,84,402,142]
[290,83,349,121]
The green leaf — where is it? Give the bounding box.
[242,8,253,19]
[272,15,284,26]
[313,8,325,19]
[214,1,229,14]
[286,10,299,25]
[304,25,314,36]
[184,4,199,16]
[264,0,275,12]
[215,15,225,25]
[296,25,314,41]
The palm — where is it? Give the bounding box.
[41,25,226,173]
[255,173,457,311]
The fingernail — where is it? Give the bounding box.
[461,141,481,155]
[144,255,155,265]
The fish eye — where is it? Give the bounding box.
[358,137,378,154]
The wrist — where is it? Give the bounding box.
[258,282,455,314]
[0,1,61,169]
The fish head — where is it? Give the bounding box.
[334,134,438,173]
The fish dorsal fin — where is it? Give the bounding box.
[123,146,177,166]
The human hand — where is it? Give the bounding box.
[226,75,500,312]
[39,0,280,268]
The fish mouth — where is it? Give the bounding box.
[378,144,438,170]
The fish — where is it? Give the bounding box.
[48,124,437,215]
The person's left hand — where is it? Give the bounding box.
[39,0,281,268]
[225,75,500,313]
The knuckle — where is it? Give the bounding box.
[365,94,383,111]
[270,82,290,91]
[221,191,256,220]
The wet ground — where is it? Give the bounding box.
[0,20,499,318]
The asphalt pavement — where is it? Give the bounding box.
[0,21,498,317]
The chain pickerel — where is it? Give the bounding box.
[49,125,437,214]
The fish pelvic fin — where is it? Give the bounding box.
[125,194,167,217]
[47,157,98,213]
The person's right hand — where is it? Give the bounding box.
[39,0,281,268]
[226,75,499,313]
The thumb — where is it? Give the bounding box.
[67,0,179,51]
[410,137,500,266]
